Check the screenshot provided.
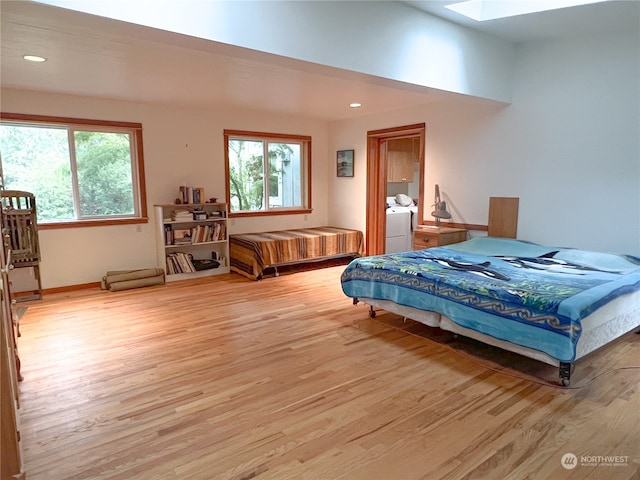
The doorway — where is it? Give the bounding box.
[365,123,426,255]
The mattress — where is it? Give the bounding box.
[360,290,640,366]
[341,237,640,363]
[230,226,365,280]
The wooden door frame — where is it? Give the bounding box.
[366,123,426,255]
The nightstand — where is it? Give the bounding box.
[413,226,468,250]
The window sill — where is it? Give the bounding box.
[229,209,312,218]
[38,217,148,230]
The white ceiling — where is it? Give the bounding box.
[1,1,638,122]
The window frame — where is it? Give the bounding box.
[224,129,312,217]
[0,112,148,230]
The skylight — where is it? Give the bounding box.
[445,0,610,21]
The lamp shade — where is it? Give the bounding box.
[432,201,452,219]
[431,184,451,225]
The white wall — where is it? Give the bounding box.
[329,30,640,256]
[494,31,639,253]
[1,88,330,288]
[39,0,515,102]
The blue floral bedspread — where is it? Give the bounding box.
[341,237,640,362]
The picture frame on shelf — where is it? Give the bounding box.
[337,149,354,177]
[192,187,204,204]
[173,228,192,244]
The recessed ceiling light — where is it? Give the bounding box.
[349,103,362,108]
[23,55,47,63]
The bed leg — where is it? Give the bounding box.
[352,298,359,306]
[559,362,573,387]
[369,305,376,319]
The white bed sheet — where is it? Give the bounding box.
[360,288,640,367]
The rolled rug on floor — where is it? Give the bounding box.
[101,268,165,290]
[108,274,165,292]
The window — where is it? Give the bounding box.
[0,113,147,228]
[225,130,311,216]
[445,0,607,21]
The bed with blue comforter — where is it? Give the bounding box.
[341,237,640,384]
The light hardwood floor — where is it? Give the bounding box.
[15,266,640,479]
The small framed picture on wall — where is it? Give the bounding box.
[337,149,354,177]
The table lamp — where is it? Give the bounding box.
[431,184,451,226]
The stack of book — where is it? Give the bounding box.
[166,252,195,274]
[171,209,193,221]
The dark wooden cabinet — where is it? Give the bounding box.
[1,226,26,480]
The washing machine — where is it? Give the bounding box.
[385,195,417,253]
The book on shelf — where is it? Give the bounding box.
[179,186,190,205]
[164,225,174,245]
[177,186,206,205]
[166,252,196,274]
[187,222,226,243]
[215,222,226,241]
[190,224,210,243]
